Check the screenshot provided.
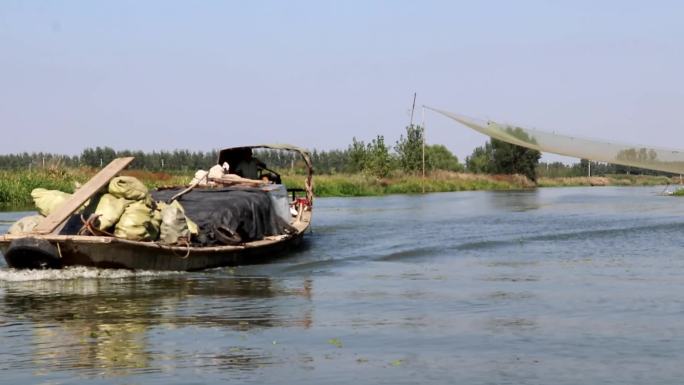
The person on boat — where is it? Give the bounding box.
[234,148,266,180]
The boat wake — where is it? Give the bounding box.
[0,266,183,282]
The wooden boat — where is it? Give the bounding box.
[0,145,314,271]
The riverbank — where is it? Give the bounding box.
[283,171,535,197]
[538,174,674,188]
[283,172,675,197]
[0,169,677,207]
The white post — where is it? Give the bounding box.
[421,106,426,194]
[409,92,417,127]
[588,161,591,177]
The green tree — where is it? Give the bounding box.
[394,124,424,173]
[466,131,541,182]
[365,135,392,178]
[348,137,368,173]
[466,142,493,174]
[426,144,463,172]
[537,161,580,178]
[490,136,541,182]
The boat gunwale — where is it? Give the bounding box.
[0,211,311,253]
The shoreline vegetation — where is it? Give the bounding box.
[286,173,675,196]
[1,128,679,208]
[0,168,677,209]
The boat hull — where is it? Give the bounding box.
[0,212,311,271]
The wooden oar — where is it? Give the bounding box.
[32,157,135,235]
[211,174,268,187]
[168,176,203,203]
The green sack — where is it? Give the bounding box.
[94,194,130,231]
[8,215,43,234]
[31,188,72,216]
[109,176,149,201]
[170,200,198,235]
[152,204,162,228]
[114,201,159,241]
[156,200,198,244]
[158,203,190,245]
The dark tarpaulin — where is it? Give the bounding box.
[152,187,294,245]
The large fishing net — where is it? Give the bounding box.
[430,107,684,175]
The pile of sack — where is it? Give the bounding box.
[10,176,198,245]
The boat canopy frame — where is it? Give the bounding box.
[217,144,314,203]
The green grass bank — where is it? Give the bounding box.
[283,171,534,197]
[0,169,678,208]
[537,174,673,187]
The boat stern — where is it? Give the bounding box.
[1,235,63,269]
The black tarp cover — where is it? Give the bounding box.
[152,187,293,245]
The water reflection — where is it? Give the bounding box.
[0,274,313,376]
[487,190,542,212]
[485,317,538,332]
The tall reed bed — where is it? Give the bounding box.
[0,169,87,208]
[0,168,190,208]
[283,171,534,197]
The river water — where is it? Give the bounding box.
[1,187,684,385]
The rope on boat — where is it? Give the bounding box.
[79,214,116,237]
[169,238,191,259]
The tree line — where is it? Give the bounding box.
[536,159,675,178]
[252,125,465,177]
[0,125,465,177]
[0,149,219,172]
[0,125,669,180]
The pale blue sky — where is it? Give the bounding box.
[1,1,683,162]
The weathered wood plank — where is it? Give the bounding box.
[32,157,135,234]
